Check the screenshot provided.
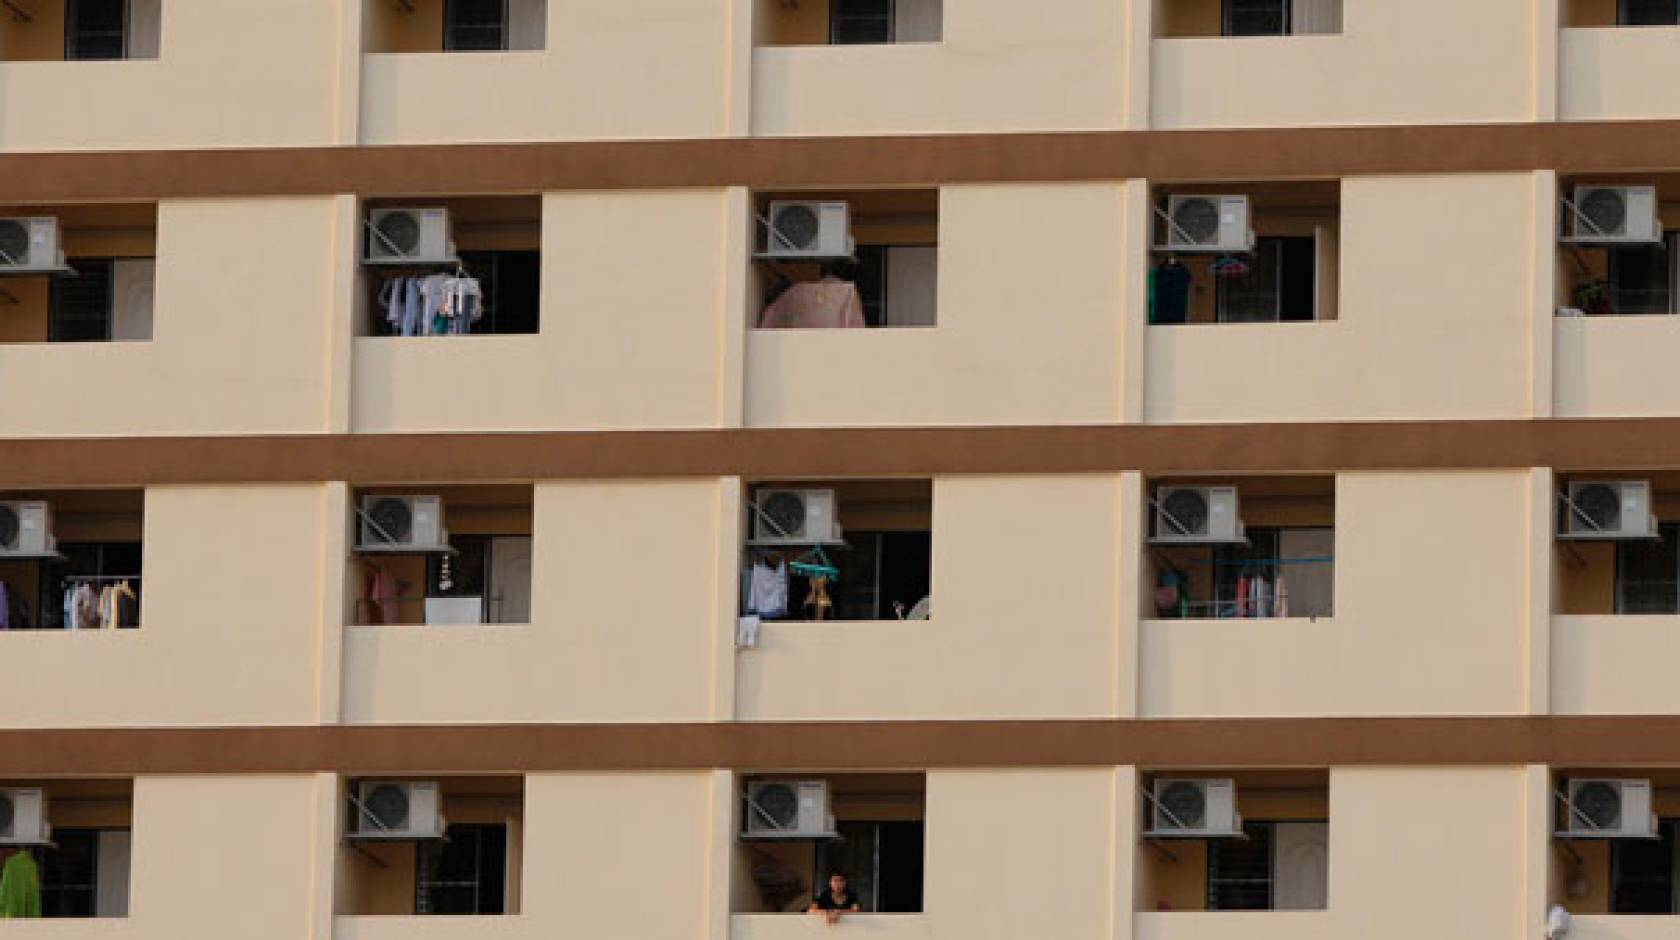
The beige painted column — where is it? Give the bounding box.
[323,194,360,435]
[724,0,756,135]
[332,0,364,145]
[718,187,752,428]
[1116,472,1147,717]
[1530,170,1559,419]
[712,477,745,720]
[1523,764,1557,940]
[307,772,341,940]
[1119,179,1152,423]
[1121,0,1156,129]
[1532,0,1561,123]
[316,481,350,724]
[1524,467,1555,715]
[703,768,738,940]
[1112,765,1140,940]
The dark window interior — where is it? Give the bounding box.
[49,259,114,343]
[1622,0,1680,25]
[782,531,931,621]
[1618,523,1680,613]
[415,823,507,915]
[66,0,128,60]
[445,0,507,51]
[30,829,101,917]
[459,250,541,335]
[1609,235,1676,315]
[1207,821,1274,911]
[11,541,144,629]
[814,820,925,913]
[1217,236,1315,323]
[1224,0,1289,35]
[1613,819,1677,913]
[1212,528,1282,611]
[832,0,893,44]
[854,245,888,327]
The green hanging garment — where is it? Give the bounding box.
[0,851,41,918]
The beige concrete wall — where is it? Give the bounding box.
[1152,0,1537,128]
[341,480,719,723]
[130,776,324,939]
[1567,917,1680,940]
[521,772,715,936]
[746,184,1128,427]
[1553,316,1680,416]
[1136,913,1335,940]
[1561,27,1680,120]
[923,769,1125,939]
[360,2,731,144]
[1551,615,1680,713]
[1328,767,1529,940]
[737,475,1123,720]
[1145,175,1539,423]
[336,918,530,939]
[0,486,324,728]
[0,1,341,150]
[353,190,727,432]
[751,0,1127,135]
[732,915,931,938]
[1141,473,1535,717]
[0,198,339,437]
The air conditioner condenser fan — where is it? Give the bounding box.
[366,498,414,543]
[0,221,29,264]
[0,504,18,548]
[1573,484,1622,532]
[759,492,808,539]
[772,205,821,251]
[753,784,800,828]
[1172,199,1220,243]
[1573,782,1622,830]
[1158,781,1207,828]
[374,212,422,255]
[363,784,411,831]
[1162,489,1210,535]
[1579,189,1628,235]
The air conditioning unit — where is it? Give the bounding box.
[1152,486,1245,544]
[742,780,835,839]
[1161,195,1255,253]
[1569,186,1662,244]
[0,788,51,846]
[750,488,841,545]
[0,217,65,273]
[0,501,54,557]
[357,495,449,551]
[1148,778,1242,838]
[365,207,456,264]
[350,780,447,840]
[1563,481,1657,540]
[762,201,854,259]
[1564,779,1656,839]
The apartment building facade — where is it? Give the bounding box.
[4,0,1680,938]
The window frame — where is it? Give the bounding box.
[1607,232,1679,316]
[413,822,509,916]
[1615,522,1680,614]
[1214,235,1317,323]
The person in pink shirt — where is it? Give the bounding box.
[759,261,866,329]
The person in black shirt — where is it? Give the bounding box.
[808,871,861,925]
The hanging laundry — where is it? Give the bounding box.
[1274,575,1289,618]
[0,850,41,918]
[747,557,789,619]
[379,273,485,337]
[758,277,865,329]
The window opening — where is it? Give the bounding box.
[415,823,508,915]
[65,0,127,60]
[831,0,893,44]
[445,0,506,51]
[1621,0,1680,26]
[1224,0,1288,36]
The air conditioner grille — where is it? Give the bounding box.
[1574,781,1622,830]
[753,784,800,829]
[1172,199,1221,244]
[374,212,422,256]
[760,492,808,540]
[1158,781,1207,829]
[0,221,28,264]
[365,498,414,544]
[1580,189,1628,236]
[363,784,411,832]
[771,205,821,251]
[1162,489,1210,536]
[0,791,12,837]
[0,504,18,549]
[1573,484,1622,533]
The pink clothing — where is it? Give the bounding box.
[1236,576,1250,618]
[369,569,399,625]
[758,278,866,329]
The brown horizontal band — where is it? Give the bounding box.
[2,717,1678,775]
[7,418,1680,486]
[7,119,1680,201]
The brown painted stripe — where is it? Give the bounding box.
[7,120,1680,201]
[7,419,1680,486]
[2,717,1678,775]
